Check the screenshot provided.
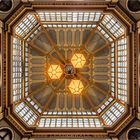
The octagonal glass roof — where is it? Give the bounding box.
[12,9,127,129]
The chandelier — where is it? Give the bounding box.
[71,53,86,68]
[68,80,84,94]
[47,53,86,94]
[47,64,63,79]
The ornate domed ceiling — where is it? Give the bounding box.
[12,9,126,127]
[3,1,136,138]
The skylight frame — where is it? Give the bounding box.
[10,10,129,129]
[101,102,125,126]
[26,97,42,114]
[117,37,128,102]
[97,25,113,42]
[97,97,113,114]
[38,117,102,128]
[15,13,38,38]
[37,11,103,23]
[12,38,30,103]
[26,25,42,42]
[101,14,125,38]
[43,111,96,116]
[24,43,29,97]
[12,37,23,102]
[111,43,115,97]
[43,24,96,29]
[15,102,38,126]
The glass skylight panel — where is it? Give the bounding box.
[56,119,60,127]
[117,38,127,102]
[12,37,22,102]
[43,111,96,116]
[101,15,124,38]
[26,26,42,42]
[15,14,38,38]
[111,43,115,96]
[38,118,45,127]
[26,98,42,113]
[12,39,30,102]
[95,119,101,127]
[15,102,37,125]
[38,117,101,128]
[43,24,96,28]
[45,119,50,127]
[97,97,113,113]
[24,44,29,97]
[37,11,102,23]
[102,103,125,126]
[94,12,101,21]
[97,26,113,42]
[114,102,125,112]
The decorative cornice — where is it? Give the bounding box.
[4,105,135,137]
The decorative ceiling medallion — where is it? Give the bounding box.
[71,53,86,68]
